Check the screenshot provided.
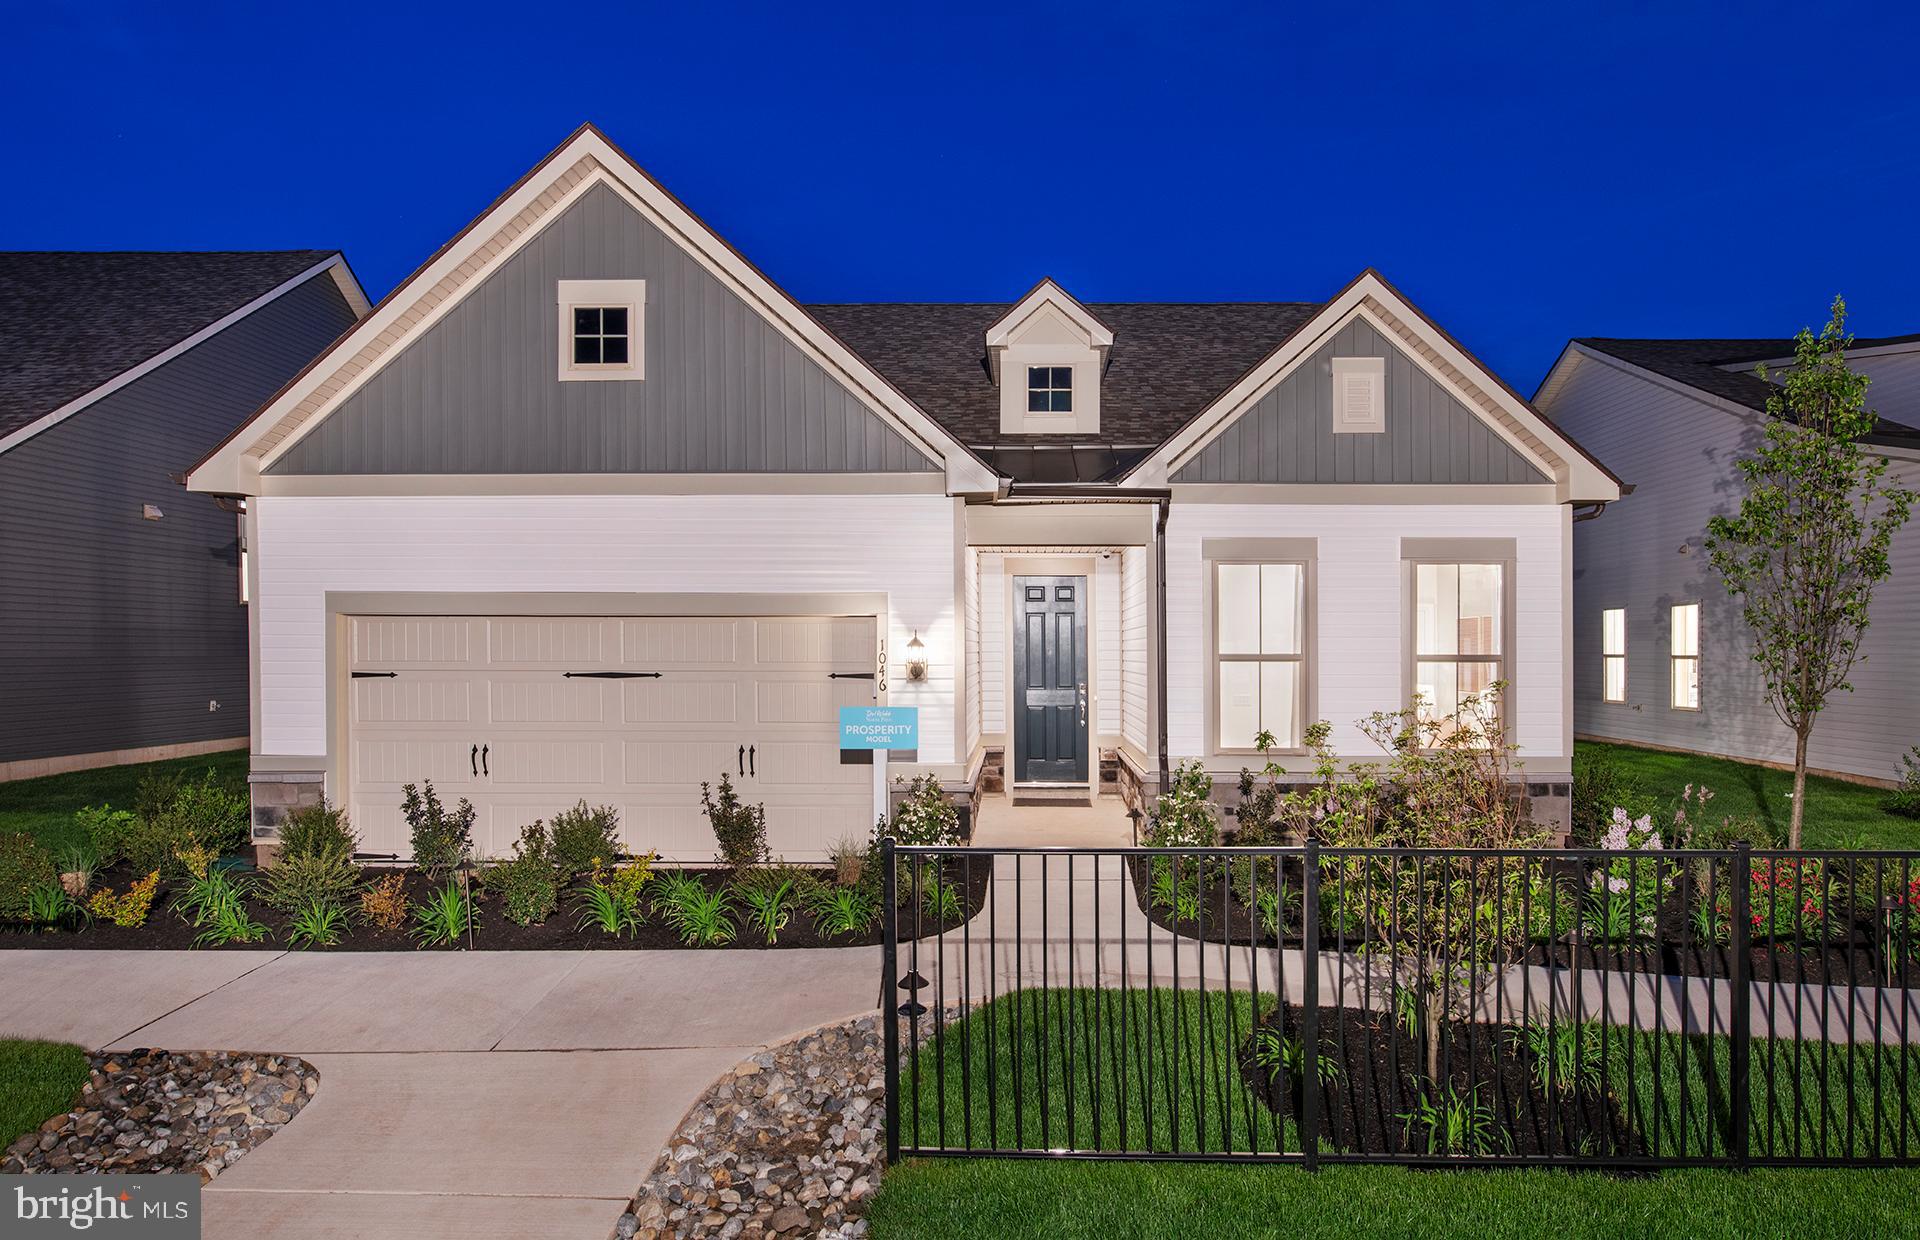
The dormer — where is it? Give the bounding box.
[986,278,1114,435]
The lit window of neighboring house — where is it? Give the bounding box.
[1214,562,1307,750]
[1412,562,1505,740]
[1602,608,1626,702]
[1670,603,1700,709]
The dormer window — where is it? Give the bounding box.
[1027,366,1074,413]
[987,279,1113,434]
[557,279,646,381]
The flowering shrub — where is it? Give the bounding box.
[1581,808,1671,943]
[87,871,160,927]
[1888,874,1920,958]
[1699,858,1837,943]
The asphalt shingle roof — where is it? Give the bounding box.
[1576,335,1920,448]
[0,250,337,439]
[806,302,1323,466]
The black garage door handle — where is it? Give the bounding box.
[471,744,478,776]
[738,745,745,776]
[481,744,489,777]
[748,745,755,777]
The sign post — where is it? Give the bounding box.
[840,706,919,827]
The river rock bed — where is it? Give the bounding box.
[1,1049,319,1182]
[618,1007,965,1240]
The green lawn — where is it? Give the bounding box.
[0,749,247,853]
[869,1158,1920,1239]
[0,1039,90,1150]
[1578,739,1919,850]
[881,987,1920,1238]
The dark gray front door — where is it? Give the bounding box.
[1014,575,1089,783]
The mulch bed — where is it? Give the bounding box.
[0,858,990,952]
[1242,1005,1643,1159]
[1128,855,1920,988]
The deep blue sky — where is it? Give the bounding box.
[7,2,1918,390]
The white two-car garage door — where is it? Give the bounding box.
[345,615,879,861]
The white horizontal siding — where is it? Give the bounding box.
[255,494,958,763]
[1164,502,1569,769]
[1095,554,1123,737]
[1546,354,1920,782]
[1121,546,1151,752]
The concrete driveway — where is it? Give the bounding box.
[0,947,881,1240]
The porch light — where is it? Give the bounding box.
[904,630,928,682]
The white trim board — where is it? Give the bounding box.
[0,255,363,458]
[188,127,998,498]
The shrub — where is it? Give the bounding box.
[1508,1019,1605,1097]
[402,781,475,880]
[185,872,268,948]
[827,834,867,888]
[573,853,656,936]
[76,805,134,867]
[133,770,183,822]
[0,832,58,922]
[1397,1080,1509,1156]
[359,873,410,932]
[807,884,880,937]
[652,871,736,946]
[884,774,962,847]
[147,769,250,863]
[1145,761,1219,847]
[1570,747,1656,846]
[1581,808,1673,943]
[1886,746,1920,819]
[24,882,82,930]
[54,843,98,899]
[411,880,475,947]
[260,851,362,915]
[87,872,159,927]
[482,821,560,927]
[549,801,623,878]
[1250,1025,1342,1086]
[702,773,768,869]
[287,897,351,949]
[277,799,358,863]
[736,875,794,945]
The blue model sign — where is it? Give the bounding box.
[839,706,919,750]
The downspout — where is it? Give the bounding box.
[1154,493,1171,793]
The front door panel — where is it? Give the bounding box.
[1014,575,1089,783]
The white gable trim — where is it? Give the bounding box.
[0,255,364,459]
[1122,271,1620,504]
[985,278,1114,354]
[188,128,997,497]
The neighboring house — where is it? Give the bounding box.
[187,125,1619,859]
[0,251,368,781]
[1536,334,1920,786]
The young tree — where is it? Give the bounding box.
[1704,297,1915,847]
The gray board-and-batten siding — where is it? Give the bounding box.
[0,272,359,765]
[1173,318,1548,485]
[268,183,936,476]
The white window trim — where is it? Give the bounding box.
[1601,607,1626,704]
[1204,547,1316,757]
[1330,355,1386,435]
[237,501,249,606]
[557,278,646,382]
[1403,555,1512,746]
[1025,364,1074,415]
[1670,602,1701,711]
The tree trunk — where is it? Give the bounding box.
[1789,729,1810,850]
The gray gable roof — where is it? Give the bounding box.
[0,250,338,438]
[805,301,1322,455]
[1576,335,1920,449]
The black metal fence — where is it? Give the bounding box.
[880,841,1920,1168]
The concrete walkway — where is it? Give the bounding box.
[0,947,881,1240]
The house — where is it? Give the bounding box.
[0,251,367,781]
[1535,333,1920,786]
[186,125,1620,859]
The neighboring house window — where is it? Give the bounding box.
[1027,366,1073,413]
[236,503,249,606]
[1412,562,1504,737]
[1670,602,1700,710]
[556,279,646,381]
[1215,562,1306,750]
[1601,608,1626,703]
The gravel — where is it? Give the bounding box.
[618,1007,964,1239]
[1,1049,319,1183]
